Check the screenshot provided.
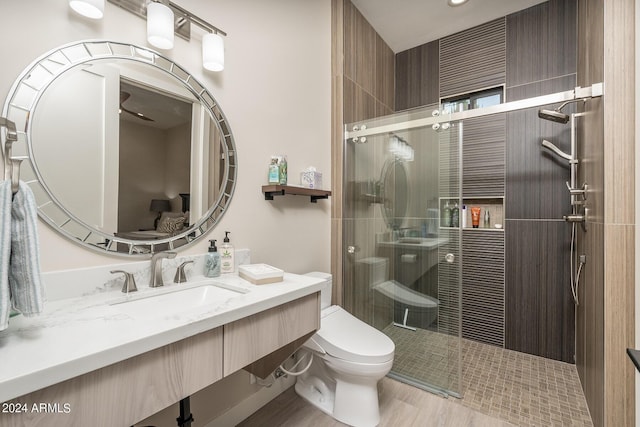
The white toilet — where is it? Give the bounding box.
[295,272,395,427]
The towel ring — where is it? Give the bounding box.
[0,117,20,194]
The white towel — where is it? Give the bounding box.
[9,181,44,317]
[0,180,11,330]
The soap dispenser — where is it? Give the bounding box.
[220,231,235,274]
[204,239,221,278]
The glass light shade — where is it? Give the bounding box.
[203,33,225,72]
[69,0,104,19]
[447,0,469,6]
[147,2,174,50]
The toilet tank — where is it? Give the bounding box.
[304,272,332,309]
[355,257,389,288]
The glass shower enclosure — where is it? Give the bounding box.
[343,105,463,397]
[342,84,603,398]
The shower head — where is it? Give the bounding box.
[537,98,587,124]
[538,108,570,124]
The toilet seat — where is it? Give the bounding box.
[307,306,395,364]
[374,280,439,308]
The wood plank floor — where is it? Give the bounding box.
[237,377,515,427]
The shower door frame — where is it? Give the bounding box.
[345,84,602,141]
[340,83,603,398]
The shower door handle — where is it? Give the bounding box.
[445,253,455,263]
[347,245,359,254]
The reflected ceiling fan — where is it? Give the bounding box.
[119,91,154,122]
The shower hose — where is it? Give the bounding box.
[570,221,586,305]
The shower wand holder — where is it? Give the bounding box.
[563,212,587,232]
[567,182,588,206]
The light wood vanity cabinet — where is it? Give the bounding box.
[0,292,320,427]
[224,292,320,377]
[0,328,224,427]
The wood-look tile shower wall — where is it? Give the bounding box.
[394,0,577,362]
[338,0,396,316]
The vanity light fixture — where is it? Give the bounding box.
[69,0,105,19]
[202,32,224,71]
[103,0,227,71]
[447,0,469,6]
[147,0,174,50]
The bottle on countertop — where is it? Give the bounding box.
[220,231,235,274]
[204,239,221,278]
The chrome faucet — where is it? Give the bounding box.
[150,251,177,287]
[110,270,138,293]
[174,260,194,283]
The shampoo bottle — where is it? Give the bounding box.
[220,231,235,274]
[461,205,467,228]
[442,201,452,227]
[204,239,221,278]
[451,202,460,228]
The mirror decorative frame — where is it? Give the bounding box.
[380,157,408,230]
[2,40,237,256]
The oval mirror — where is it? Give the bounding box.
[2,40,237,256]
[380,157,408,230]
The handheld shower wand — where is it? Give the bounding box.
[541,139,572,161]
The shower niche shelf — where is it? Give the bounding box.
[439,196,504,230]
[262,185,331,203]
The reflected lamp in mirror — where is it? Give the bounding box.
[69,0,105,19]
[150,199,171,228]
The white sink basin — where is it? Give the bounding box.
[110,283,245,319]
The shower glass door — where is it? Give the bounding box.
[343,107,462,397]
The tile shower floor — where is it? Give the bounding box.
[384,325,593,426]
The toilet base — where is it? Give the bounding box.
[295,374,381,427]
[332,377,381,427]
[294,353,389,427]
[294,374,335,417]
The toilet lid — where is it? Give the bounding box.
[314,306,395,364]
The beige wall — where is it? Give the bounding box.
[0,1,330,424]
[577,0,636,426]
[0,0,332,275]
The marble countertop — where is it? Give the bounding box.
[0,271,324,403]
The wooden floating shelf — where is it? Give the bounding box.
[262,185,331,203]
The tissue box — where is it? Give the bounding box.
[300,171,323,189]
